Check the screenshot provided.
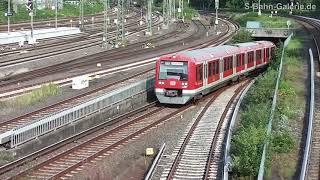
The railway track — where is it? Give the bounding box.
[1,102,192,179]
[0,12,112,32]
[294,16,320,179]
[0,20,238,180]
[0,13,145,58]
[158,81,250,179]
[0,18,236,147]
[0,67,154,135]
[0,18,234,94]
[0,17,160,67]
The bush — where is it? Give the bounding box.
[231,29,253,43]
[232,12,293,28]
[231,126,266,177]
[271,130,295,153]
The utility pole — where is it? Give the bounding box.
[168,0,172,24]
[7,0,11,34]
[181,0,184,22]
[55,0,58,29]
[162,0,168,27]
[121,0,124,42]
[215,0,219,25]
[102,0,109,48]
[258,0,261,16]
[146,0,152,35]
[289,0,294,15]
[26,0,34,41]
[173,0,175,21]
[116,0,125,44]
[178,0,184,22]
[79,0,84,30]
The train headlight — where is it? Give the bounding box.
[182,82,188,86]
[158,81,164,85]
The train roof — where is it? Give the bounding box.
[159,41,275,63]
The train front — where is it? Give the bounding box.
[155,55,193,104]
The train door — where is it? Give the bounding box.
[253,50,257,67]
[203,62,208,87]
[233,54,236,74]
[219,58,223,80]
[244,51,248,69]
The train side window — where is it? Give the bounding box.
[236,54,241,67]
[266,48,270,58]
[208,62,213,77]
[213,61,219,74]
[241,53,245,65]
[256,50,262,60]
[248,51,254,63]
[223,57,227,71]
[196,64,203,81]
[224,56,233,71]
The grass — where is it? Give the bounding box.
[0,151,14,166]
[3,83,60,107]
[230,36,304,178]
[230,67,278,178]
[266,36,305,179]
[232,12,295,28]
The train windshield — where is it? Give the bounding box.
[159,61,188,80]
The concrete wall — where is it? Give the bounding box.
[9,78,156,157]
[245,28,294,38]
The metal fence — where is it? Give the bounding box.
[144,143,166,180]
[299,49,315,180]
[257,33,293,180]
[223,80,256,180]
[10,78,155,148]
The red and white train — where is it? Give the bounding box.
[155,41,276,104]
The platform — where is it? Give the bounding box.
[0,27,81,45]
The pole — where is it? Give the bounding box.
[7,0,11,34]
[146,0,152,35]
[30,0,34,40]
[121,0,124,42]
[181,0,184,22]
[55,0,58,29]
[173,0,175,21]
[80,0,84,30]
[31,10,34,40]
[102,0,109,48]
[258,0,261,16]
[215,0,218,25]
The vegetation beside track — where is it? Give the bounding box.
[0,151,14,166]
[1,83,60,107]
[232,12,294,28]
[230,66,277,178]
[266,37,305,179]
[230,37,304,178]
[231,29,252,43]
[0,1,104,24]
